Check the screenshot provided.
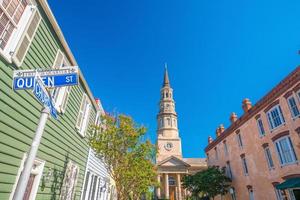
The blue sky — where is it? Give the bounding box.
[49,0,300,158]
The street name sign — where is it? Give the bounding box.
[33,75,58,119]
[13,66,79,90]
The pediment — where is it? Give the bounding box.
[157,156,190,167]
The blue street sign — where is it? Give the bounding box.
[13,73,78,90]
[13,66,79,90]
[33,76,58,119]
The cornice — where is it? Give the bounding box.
[205,66,300,152]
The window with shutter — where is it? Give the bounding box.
[76,93,91,137]
[12,9,41,66]
[51,49,72,113]
[0,0,37,62]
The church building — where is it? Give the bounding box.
[156,68,207,200]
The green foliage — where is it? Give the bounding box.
[89,114,158,200]
[182,166,232,199]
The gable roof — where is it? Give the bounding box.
[157,156,191,167]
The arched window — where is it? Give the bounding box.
[166,92,169,98]
[167,118,171,126]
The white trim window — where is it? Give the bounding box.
[267,105,285,130]
[223,141,229,156]
[241,155,249,176]
[214,147,218,160]
[236,133,243,148]
[60,161,79,200]
[51,49,72,113]
[287,96,300,118]
[275,136,297,166]
[76,93,91,137]
[0,0,41,65]
[257,118,265,136]
[248,188,255,200]
[263,146,274,169]
[10,154,45,200]
[226,161,233,179]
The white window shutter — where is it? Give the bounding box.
[60,86,71,113]
[13,10,41,67]
[76,94,87,130]
[53,49,64,69]
[81,104,91,136]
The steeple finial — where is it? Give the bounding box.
[163,63,170,87]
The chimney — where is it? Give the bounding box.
[208,136,213,144]
[230,112,238,123]
[95,98,100,108]
[242,98,252,113]
[216,127,221,137]
[219,124,225,133]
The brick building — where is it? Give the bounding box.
[205,67,300,200]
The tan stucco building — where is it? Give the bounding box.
[205,67,300,200]
[156,68,207,200]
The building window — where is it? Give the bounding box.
[274,136,297,165]
[274,185,286,200]
[60,161,79,200]
[0,0,40,64]
[267,105,285,130]
[263,146,274,169]
[215,147,218,160]
[226,161,233,179]
[257,118,265,136]
[248,188,255,200]
[287,96,300,118]
[76,93,91,137]
[167,118,171,126]
[11,154,45,200]
[236,133,243,148]
[51,50,72,113]
[241,154,249,175]
[169,176,176,186]
[223,141,229,156]
[229,187,237,200]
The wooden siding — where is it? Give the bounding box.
[0,4,96,200]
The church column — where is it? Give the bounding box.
[164,173,169,199]
[177,174,182,200]
[157,175,161,198]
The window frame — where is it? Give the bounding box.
[0,1,37,63]
[241,155,249,176]
[223,141,229,156]
[287,95,300,119]
[51,49,72,113]
[257,117,266,137]
[274,136,298,166]
[76,93,92,137]
[236,133,243,148]
[263,146,275,170]
[9,153,45,200]
[267,105,285,130]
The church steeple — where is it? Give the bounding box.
[156,66,182,161]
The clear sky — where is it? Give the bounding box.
[49,0,300,158]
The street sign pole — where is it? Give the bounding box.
[11,67,78,199]
[12,107,50,200]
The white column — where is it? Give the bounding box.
[177,174,182,200]
[157,175,161,198]
[165,173,169,199]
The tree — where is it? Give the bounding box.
[89,114,157,200]
[182,166,232,200]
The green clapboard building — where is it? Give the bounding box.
[0,0,102,199]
